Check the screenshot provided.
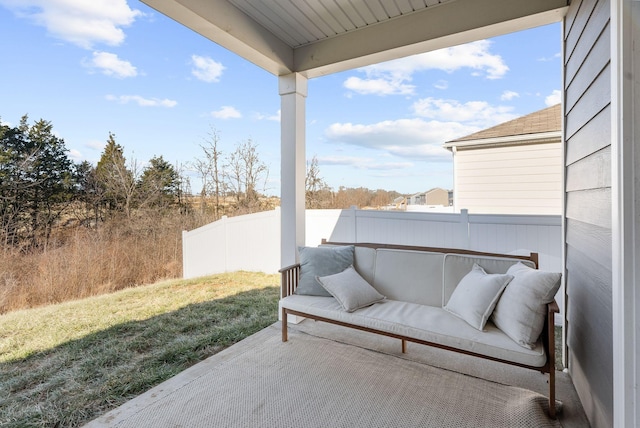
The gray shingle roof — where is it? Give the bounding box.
[448,104,561,143]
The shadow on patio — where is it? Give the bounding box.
[84,321,589,427]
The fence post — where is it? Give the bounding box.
[182,230,189,278]
[221,216,228,272]
[459,209,470,249]
[350,206,358,242]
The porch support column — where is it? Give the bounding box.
[611,1,639,427]
[279,73,308,267]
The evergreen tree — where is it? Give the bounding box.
[73,160,104,226]
[138,155,181,209]
[95,133,135,217]
[0,115,74,246]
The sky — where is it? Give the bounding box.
[0,0,562,196]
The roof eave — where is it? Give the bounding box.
[443,130,562,151]
[295,0,568,78]
[141,0,294,75]
[142,0,568,79]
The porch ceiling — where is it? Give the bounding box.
[141,0,569,78]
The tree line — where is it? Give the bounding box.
[0,116,273,250]
[0,115,401,250]
[0,115,404,312]
[305,156,402,210]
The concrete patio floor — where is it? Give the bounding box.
[84,321,589,427]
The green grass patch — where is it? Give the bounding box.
[555,325,563,371]
[0,272,280,427]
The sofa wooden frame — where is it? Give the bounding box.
[280,241,559,418]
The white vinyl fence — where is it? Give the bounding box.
[182,208,281,279]
[183,207,562,277]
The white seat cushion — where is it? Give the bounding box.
[281,295,546,367]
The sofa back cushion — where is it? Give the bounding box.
[353,246,377,286]
[373,249,444,306]
[442,254,536,306]
[440,254,535,307]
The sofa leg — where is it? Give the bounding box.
[548,368,556,419]
[401,339,407,353]
[282,309,288,342]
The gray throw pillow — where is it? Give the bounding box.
[317,266,385,312]
[491,262,562,349]
[444,263,513,331]
[295,245,355,296]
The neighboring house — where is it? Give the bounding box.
[407,187,450,206]
[443,104,562,215]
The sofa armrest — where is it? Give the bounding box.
[545,300,559,367]
[279,263,300,298]
[545,300,559,418]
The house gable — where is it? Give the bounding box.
[444,105,563,215]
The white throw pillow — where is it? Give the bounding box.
[444,263,513,331]
[491,262,562,349]
[317,266,386,312]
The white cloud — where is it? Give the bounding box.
[323,97,523,159]
[545,89,561,106]
[500,90,519,101]
[325,118,477,161]
[85,140,105,150]
[191,55,225,83]
[105,94,177,107]
[344,40,508,96]
[255,110,280,121]
[319,155,413,171]
[538,52,561,62]
[343,76,414,96]
[434,80,448,90]
[83,51,137,78]
[68,149,83,161]
[0,0,141,49]
[411,98,517,128]
[211,106,241,119]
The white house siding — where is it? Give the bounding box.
[564,0,613,427]
[453,142,563,214]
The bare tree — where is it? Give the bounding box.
[191,127,225,219]
[305,155,330,209]
[225,144,244,205]
[225,138,268,212]
[239,138,268,205]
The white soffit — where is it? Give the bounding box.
[142,0,569,78]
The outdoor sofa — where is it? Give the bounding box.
[279,241,561,418]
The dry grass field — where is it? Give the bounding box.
[0,272,280,427]
[0,212,204,314]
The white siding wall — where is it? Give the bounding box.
[453,142,563,215]
[563,0,613,426]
